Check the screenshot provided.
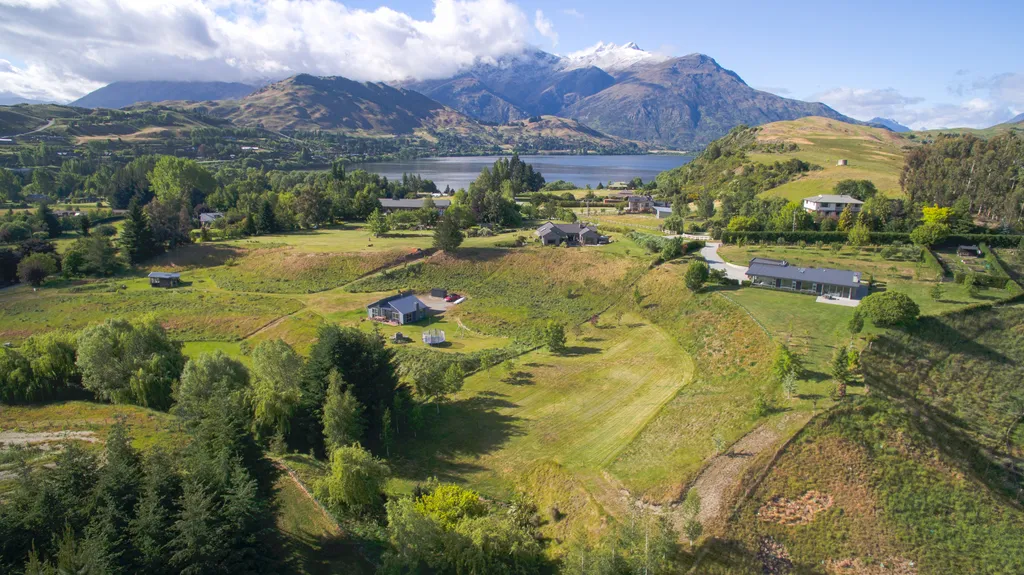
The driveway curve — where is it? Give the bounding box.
[701,242,748,281]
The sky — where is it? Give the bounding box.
[1,0,1021,129]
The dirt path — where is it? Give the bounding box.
[0,430,98,446]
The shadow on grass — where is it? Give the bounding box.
[561,346,602,357]
[393,394,524,484]
[502,371,535,386]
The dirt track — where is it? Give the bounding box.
[0,430,98,446]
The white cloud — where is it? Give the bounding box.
[811,85,1018,130]
[0,0,535,102]
[561,8,583,19]
[534,9,557,47]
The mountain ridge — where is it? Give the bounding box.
[868,117,912,132]
[71,80,256,109]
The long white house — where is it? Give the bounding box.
[802,194,863,216]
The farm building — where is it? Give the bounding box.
[535,222,605,246]
[802,194,863,216]
[148,272,181,288]
[378,198,451,214]
[653,206,673,219]
[367,293,429,325]
[746,258,866,301]
[958,245,982,258]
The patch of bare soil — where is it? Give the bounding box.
[0,430,98,447]
[757,490,834,526]
[826,557,918,575]
[757,536,794,574]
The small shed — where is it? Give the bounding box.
[430,288,448,298]
[837,159,848,166]
[148,272,180,288]
[958,245,982,258]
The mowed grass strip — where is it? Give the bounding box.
[0,286,303,343]
[609,265,775,499]
[394,315,692,499]
[210,246,417,294]
[348,247,649,338]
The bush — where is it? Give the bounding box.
[0,221,33,243]
[911,222,951,247]
[859,291,920,327]
[17,252,57,286]
[684,260,709,291]
[315,444,390,514]
[722,230,911,245]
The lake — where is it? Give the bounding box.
[347,154,692,191]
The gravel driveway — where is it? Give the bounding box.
[701,243,748,281]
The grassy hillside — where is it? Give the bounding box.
[750,116,912,201]
[701,301,1024,574]
[347,246,650,339]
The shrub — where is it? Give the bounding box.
[910,222,951,247]
[684,260,709,291]
[859,291,920,327]
[17,252,57,286]
[315,444,390,514]
[0,221,33,243]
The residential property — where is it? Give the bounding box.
[199,212,225,226]
[366,292,429,325]
[802,194,863,216]
[535,221,606,246]
[148,272,181,288]
[378,198,451,214]
[745,258,867,300]
[626,195,653,213]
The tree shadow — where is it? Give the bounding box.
[503,371,535,386]
[561,346,602,357]
[393,394,524,484]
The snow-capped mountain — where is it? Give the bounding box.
[561,41,669,73]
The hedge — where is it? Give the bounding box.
[921,248,945,280]
[720,230,1024,248]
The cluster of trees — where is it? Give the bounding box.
[0,387,275,573]
[902,132,1024,228]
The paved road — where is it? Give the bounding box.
[701,242,748,281]
[1,118,55,139]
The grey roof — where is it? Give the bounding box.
[653,206,672,213]
[803,194,864,205]
[536,222,599,237]
[628,195,652,202]
[378,198,451,209]
[199,212,224,223]
[148,272,180,279]
[746,259,862,288]
[368,293,426,315]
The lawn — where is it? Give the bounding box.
[208,246,417,294]
[391,311,695,507]
[749,116,912,201]
[0,281,304,343]
[221,225,434,253]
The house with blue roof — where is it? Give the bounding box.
[745,258,867,301]
[367,292,428,325]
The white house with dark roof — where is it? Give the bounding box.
[745,258,867,301]
[378,198,451,214]
[802,194,863,216]
[535,222,605,246]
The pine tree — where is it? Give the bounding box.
[432,212,464,252]
[35,202,61,238]
[119,199,154,265]
[830,346,849,398]
[256,199,276,235]
[243,212,257,237]
[837,205,856,231]
[322,372,365,453]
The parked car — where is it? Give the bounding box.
[444,293,461,302]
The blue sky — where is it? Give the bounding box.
[1,0,1020,128]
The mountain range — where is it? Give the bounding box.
[64,43,856,150]
[405,43,854,149]
[71,81,256,110]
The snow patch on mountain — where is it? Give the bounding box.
[561,41,668,72]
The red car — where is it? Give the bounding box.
[444,293,461,302]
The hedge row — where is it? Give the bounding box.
[720,230,1024,248]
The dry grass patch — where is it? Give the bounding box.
[758,490,834,526]
[211,246,416,293]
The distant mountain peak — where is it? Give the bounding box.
[1011,112,1024,124]
[563,41,668,72]
[868,117,911,133]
